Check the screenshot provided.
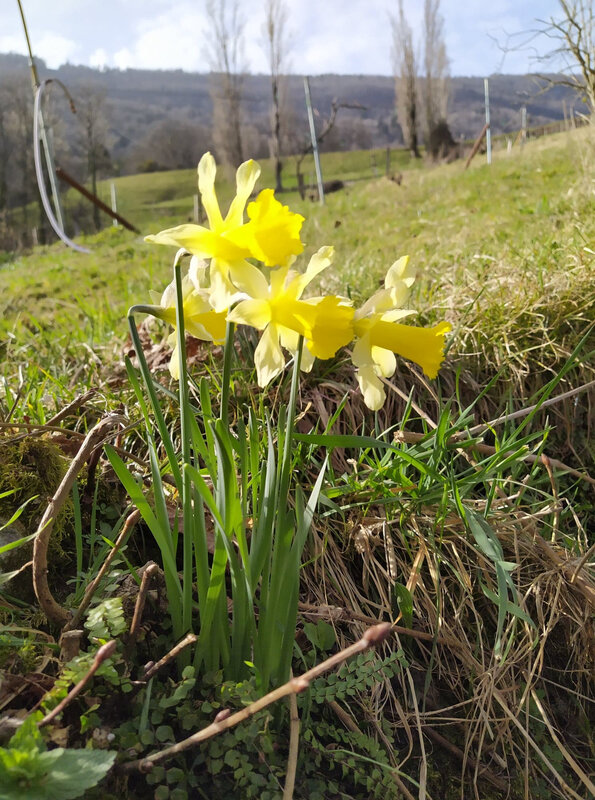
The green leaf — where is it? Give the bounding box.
[392,583,413,629]
[293,433,435,478]
[0,748,116,800]
[303,620,336,652]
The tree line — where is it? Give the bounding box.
[0,0,592,252]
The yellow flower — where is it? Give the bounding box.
[145,154,259,260]
[149,255,227,379]
[145,153,305,311]
[228,247,354,387]
[351,257,450,410]
[232,189,304,267]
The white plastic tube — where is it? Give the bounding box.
[33,79,90,254]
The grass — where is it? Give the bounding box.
[0,129,593,799]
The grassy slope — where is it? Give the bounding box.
[0,130,593,416]
[1,132,593,800]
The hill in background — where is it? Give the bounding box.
[0,52,583,176]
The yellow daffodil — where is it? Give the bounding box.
[351,257,450,410]
[145,153,305,311]
[233,189,305,267]
[228,247,354,387]
[146,255,227,379]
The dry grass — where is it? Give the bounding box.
[300,496,594,799]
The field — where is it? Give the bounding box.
[0,129,593,800]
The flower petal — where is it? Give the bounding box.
[228,299,272,330]
[228,260,270,299]
[254,323,285,387]
[371,346,396,378]
[225,159,261,227]
[197,152,223,229]
[356,364,386,411]
[289,246,334,299]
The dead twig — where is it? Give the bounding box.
[33,414,127,626]
[467,379,595,436]
[392,429,595,486]
[298,602,464,650]
[127,562,159,650]
[122,622,392,773]
[38,640,117,728]
[141,632,197,682]
[64,509,142,634]
[283,677,300,800]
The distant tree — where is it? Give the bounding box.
[131,119,212,172]
[205,0,246,166]
[263,0,290,191]
[0,87,12,213]
[75,87,112,229]
[540,1,595,115]
[4,77,38,230]
[422,0,450,142]
[390,0,420,158]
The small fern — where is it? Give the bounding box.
[310,648,407,704]
[85,597,127,642]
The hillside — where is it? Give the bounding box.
[0,52,583,168]
[0,123,593,800]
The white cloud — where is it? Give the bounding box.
[89,47,109,69]
[0,34,24,55]
[110,5,209,71]
[0,30,79,68]
[2,0,566,77]
[33,32,79,67]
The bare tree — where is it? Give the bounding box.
[263,0,290,191]
[294,98,366,196]
[540,1,595,115]
[422,0,450,141]
[205,0,246,166]
[131,119,212,172]
[75,87,112,230]
[390,0,420,158]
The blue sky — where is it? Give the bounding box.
[3,0,565,77]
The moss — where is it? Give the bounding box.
[0,435,74,597]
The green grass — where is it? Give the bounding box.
[2,129,593,418]
[1,132,594,800]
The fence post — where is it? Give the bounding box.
[484,78,491,165]
[303,76,324,205]
[110,182,118,227]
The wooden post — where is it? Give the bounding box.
[55,167,140,233]
[464,123,489,170]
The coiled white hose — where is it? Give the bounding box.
[33,79,90,254]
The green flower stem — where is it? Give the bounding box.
[279,337,304,507]
[126,312,182,489]
[220,321,236,426]
[173,263,194,637]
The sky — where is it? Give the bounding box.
[2,0,566,78]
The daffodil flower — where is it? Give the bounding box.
[142,254,227,379]
[351,257,450,410]
[232,189,305,267]
[145,153,305,311]
[228,246,354,387]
